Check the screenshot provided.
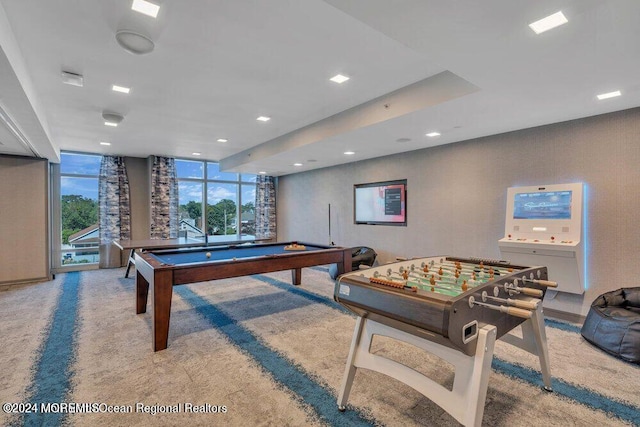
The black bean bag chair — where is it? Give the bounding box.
[581,287,640,364]
[329,246,377,280]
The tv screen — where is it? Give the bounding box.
[513,190,572,220]
[354,180,407,226]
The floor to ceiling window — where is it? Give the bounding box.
[52,156,254,272]
[176,159,256,243]
[176,159,206,241]
[56,152,101,268]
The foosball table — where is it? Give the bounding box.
[334,256,557,427]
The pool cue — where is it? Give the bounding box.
[329,203,334,246]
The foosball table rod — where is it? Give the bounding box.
[481,291,540,310]
[384,273,460,293]
[401,271,474,293]
[522,278,558,288]
[440,260,514,274]
[504,282,544,297]
[468,296,533,319]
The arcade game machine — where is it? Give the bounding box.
[499,182,585,296]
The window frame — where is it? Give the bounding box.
[52,151,101,273]
[175,159,256,243]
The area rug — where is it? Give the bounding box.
[0,267,638,426]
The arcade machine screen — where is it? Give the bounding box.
[512,191,572,220]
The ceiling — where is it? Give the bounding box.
[0,0,639,176]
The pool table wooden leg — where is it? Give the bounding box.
[136,270,149,314]
[124,249,136,278]
[338,251,352,275]
[153,272,173,351]
[292,268,302,285]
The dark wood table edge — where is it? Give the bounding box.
[113,238,270,278]
[134,242,351,351]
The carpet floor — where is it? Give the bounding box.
[0,267,638,426]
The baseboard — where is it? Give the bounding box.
[0,276,50,290]
[52,263,99,274]
[543,307,585,325]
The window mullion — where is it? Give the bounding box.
[202,162,208,242]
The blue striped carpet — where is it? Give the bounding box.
[3,269,639,426]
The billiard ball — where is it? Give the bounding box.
[206,252,211,258]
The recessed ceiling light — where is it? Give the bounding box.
[217,138,228,143]
[293,163,303,167]
[131,0,160,18]
[256,116,271,122]
[330,74,350,84]
[116,30,155,54]
[596,90,621,100]
[192,152,201,156]
[258,171,267,175]
[102,112,124,125]
[112,85,131,94]
[529,11,568,34]
[426,132,441,137]
[344,151,355,155]
[100,142,111,146]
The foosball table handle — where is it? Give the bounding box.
[506,306,533,319]
[509,298,539,310]
[520,287,544,297]
[534,279,558,288]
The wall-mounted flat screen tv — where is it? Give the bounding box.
[354,179,407,226]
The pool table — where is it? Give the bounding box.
[134,241,352,351]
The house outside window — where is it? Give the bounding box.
[176,159,256,243]
[58,152,101,266]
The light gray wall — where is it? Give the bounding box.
[125,156,151,241]
[0,155,50,284]
[277,107,640,316]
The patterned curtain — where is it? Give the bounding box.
[99,156,131,244]
[150,156,179,239]
[255,175,276,240]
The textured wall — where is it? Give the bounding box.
[277,108,640,316]
[125,156,150,241]
[0,155,49,284]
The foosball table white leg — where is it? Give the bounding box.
[336,317,498,427]
[502,303,553,391]
[337,316,366,411]
[529,305,553,391]
[455,325,497,427]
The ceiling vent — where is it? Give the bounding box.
[61,71,84,87]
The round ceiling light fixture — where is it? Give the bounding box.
[116,29,155,54]
[102,112,124,124]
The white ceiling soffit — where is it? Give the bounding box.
[1,1,638,173]
[0,2,58,161]
[221,70,479,173]
[0,102,34,156]
[321,0,640,132]
[226,0,640,175]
